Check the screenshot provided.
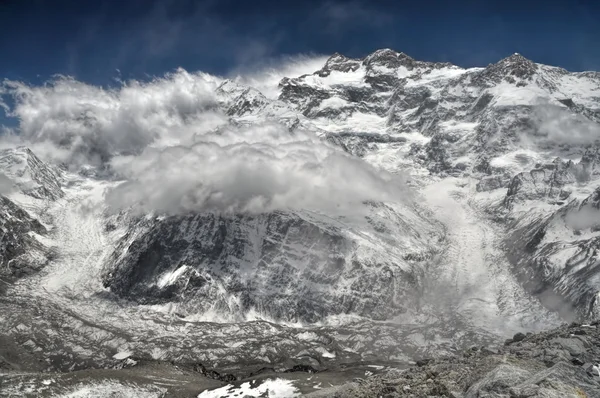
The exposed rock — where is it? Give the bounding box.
[103,205,442,323]
[513,332,527,342]
[476,175,511,192]
[0,195,50,283]
[324,322,600,397]
[503,159,576,209]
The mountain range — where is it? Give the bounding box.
[1,48,599,397]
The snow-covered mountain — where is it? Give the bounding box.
[280,50,600,173]
[1,48,599,396]
[199,49,600,323]
[275,49,600,321]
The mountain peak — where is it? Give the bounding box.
[483,52,538,82]
[326,52,347,62]
[215,79,248,97]
[318,52,361,76]
[368,48,408,58]
[363,48,413,68]
[325,51,358,65]
[498,52,534,65]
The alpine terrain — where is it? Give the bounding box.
[1,49,600,397]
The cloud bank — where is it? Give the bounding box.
[1,60,407,216]
[107,124,404,215]
[2,69,224,168]
[229,54,329,99]
[532,104,600,146]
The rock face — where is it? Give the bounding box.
[215,79,304,129]
[102,204,442,323]
[326,322,600,397]
[0,148,59,285]
[505,187,600,321]
[0,195,49,281]
[503,151,600,209]
[497,150,600,321]
[0,147,64,200]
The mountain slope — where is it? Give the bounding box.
[102,203,443,323]
[275,48,600,322]
[0,195,49,283]
[0,146,64,201]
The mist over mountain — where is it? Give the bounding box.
[1,47,600,397]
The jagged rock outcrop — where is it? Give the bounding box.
[325,132,407,158]
[503,149,600,209]
[215,79,304,129]
[503,159,575,209]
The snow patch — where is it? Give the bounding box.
[489,149,545,173]
[58,381,166,397]
[302,67,368,88]
[314,347,336,358]
[157,265,190,288]
[488,82,559,107]
[112,350,133,360]
[439,121,479,132]
[295,331,319,341]
[198,379,300,398]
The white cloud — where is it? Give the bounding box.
[0,97,8,114]
[229,54,328,99]
[2,69,225,168]
[532,104,600,146]
[1,65,407,216]
[565,201,600,230]
[107,123,406,215]
[0,173,14,195]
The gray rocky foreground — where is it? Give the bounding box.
[320,321,600,397]
[2,321,599,397]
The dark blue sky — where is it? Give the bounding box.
[0,0,599,86]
